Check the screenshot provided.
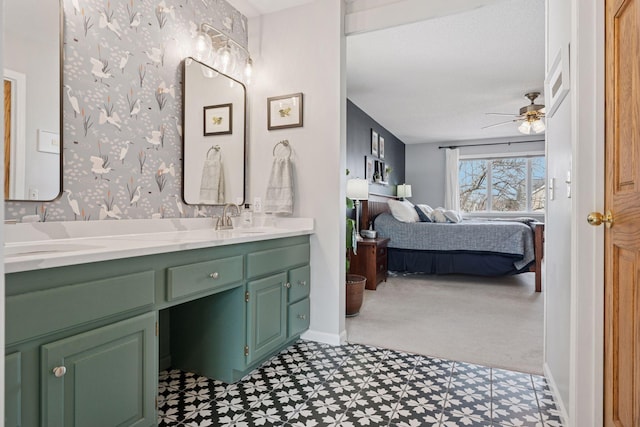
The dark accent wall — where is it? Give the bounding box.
[347,99,405,196]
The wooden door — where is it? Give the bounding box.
[604,0,640,425]
[4,79,11,199]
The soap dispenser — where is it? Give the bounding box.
[242,204,253,227]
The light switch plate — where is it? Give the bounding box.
[549,177,555,200]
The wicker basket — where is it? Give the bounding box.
[346,274,367,317]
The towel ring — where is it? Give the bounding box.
[207,145,221,156]
[273,140,291,157]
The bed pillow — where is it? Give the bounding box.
[431,208,448,223]
[388,199,419,223]
[443,210,462,223]
[414,205,432,222]
[415,204,433,222]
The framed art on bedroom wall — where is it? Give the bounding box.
[371,129,379,156]
[365,156,375,182]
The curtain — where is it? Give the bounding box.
[444,148,460,211]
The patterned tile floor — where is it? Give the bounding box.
[158,340,563,427]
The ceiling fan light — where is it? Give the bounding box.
[532,119,546,133]
[518,121,532,134]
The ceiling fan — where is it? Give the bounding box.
[483,92,546,134]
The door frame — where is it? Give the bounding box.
[568,0,605,425]
[3,69,26,199]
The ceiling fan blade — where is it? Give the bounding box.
[481,119,521,130]
[485,112,522,117]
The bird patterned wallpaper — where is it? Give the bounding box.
[5,0,248,221]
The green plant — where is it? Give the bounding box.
[346,197,355,271]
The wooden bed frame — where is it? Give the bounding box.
[360,195,545,292]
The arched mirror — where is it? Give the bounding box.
[3,0,62,201]
[182,57,246,206]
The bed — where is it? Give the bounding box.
[361,197,544,292]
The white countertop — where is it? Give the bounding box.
[4,217,314,274]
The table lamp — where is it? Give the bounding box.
[397,184,412,199]
[346,178,369,241]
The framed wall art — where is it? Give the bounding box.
[267,92,303,130]
[371,129,379,157]
[379,136,385,159]
[203,103,232,136]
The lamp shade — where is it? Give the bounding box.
[532,119,546,133]
[518,121,532,134]
[397,184,412,198]
[346,178,369,200]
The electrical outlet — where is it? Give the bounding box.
[253,197,262,213]
[29,188,39,200]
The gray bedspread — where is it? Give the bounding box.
[374,213,535,270]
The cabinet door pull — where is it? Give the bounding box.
[53,366,67,378]
[298,280,307,286]
[297,314,307,320]
[209,272,219,279]
[284,282,291,289]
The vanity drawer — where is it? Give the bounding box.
[167,255,244,301]
[288,265,310,303]
[288,298,310,338]
[6,271,155,345]
[247,243,310,279]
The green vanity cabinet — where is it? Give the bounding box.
[5,353,21,427]
[246,273,288,365]
[171,238,311,383]
[5,234,311,424]
[41,312,157,427]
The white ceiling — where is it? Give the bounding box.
[228,0,545,145]
[228,0,316,18]
[347,0,545,144]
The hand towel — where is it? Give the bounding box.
[264,156,294,215]
[199,149,225,204]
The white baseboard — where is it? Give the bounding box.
[300,329,342,346]
[543,362,570,426]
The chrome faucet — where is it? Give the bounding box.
[216,203,240,230]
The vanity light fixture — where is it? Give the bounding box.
[195,23,254,83]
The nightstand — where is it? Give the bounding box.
[349,237,390,290]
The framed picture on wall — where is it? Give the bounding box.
[267,92,303,130]
[203,103,232,136]
[365,156,374,182]
[371,129,379,156]
[379,136,385,159]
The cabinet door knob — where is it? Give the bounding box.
[297,314,307,320]
[298,280,307,286]
[284,282,291,288]
[53,366,67,378]
[209,272,219,279]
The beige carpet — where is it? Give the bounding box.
[345,272,544,374]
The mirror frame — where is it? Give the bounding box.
[4,0,63,202]
[181,57,247,206]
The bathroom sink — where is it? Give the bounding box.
[4,243,102,257]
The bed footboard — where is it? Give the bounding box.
[530,223,545,292]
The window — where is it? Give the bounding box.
[459,156,546,213]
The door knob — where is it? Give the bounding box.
[587,210,614,228]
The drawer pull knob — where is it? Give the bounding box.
[297,314,307,320]
[298,280,307,286]
[284,282,291,289]
[53,366,66,378]
[209,272,220,279]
